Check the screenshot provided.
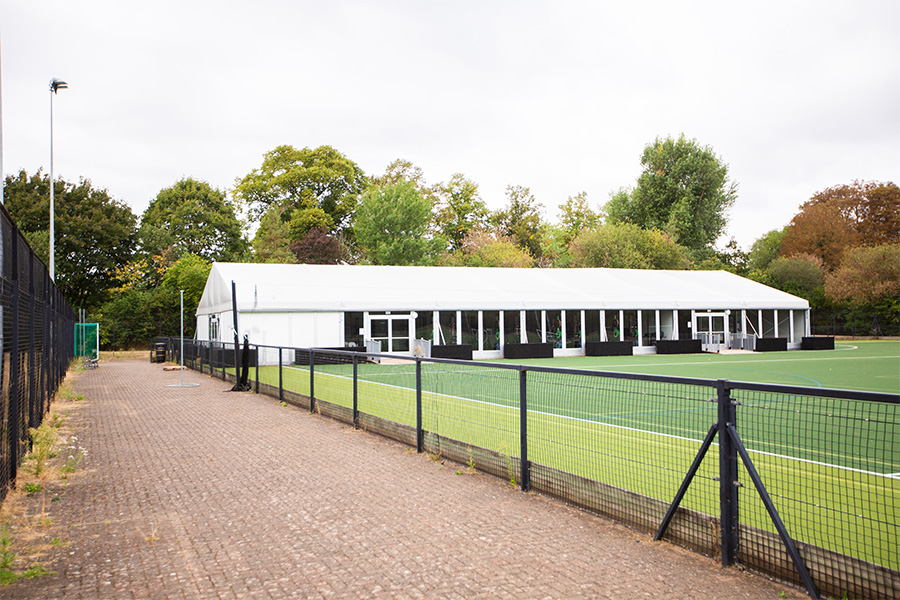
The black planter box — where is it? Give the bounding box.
[755,337,788,352]
[503,343,554,359]
[801,336,835,350]
[432,344,473,360]
[655,339,703,355]
[585,341,633,356]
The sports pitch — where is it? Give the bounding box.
[249,340,898,569]
[492,339,900,394]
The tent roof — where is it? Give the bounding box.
[196,263,810,316]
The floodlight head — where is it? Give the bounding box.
[49,78,68,94]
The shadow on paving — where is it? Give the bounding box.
[1,358,805,600]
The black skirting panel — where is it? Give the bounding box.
[801,336,835,350]
[432,344,473,360]
[503,343,554,359]
[585,341,634,356]
[655,339,703,354]
[755,337,788,352]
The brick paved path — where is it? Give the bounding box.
[3,358,803,599]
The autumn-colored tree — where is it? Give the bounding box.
[825,243,900,307]
[441,229,534,268]
[780,181,899,269]
[289,227,347,264]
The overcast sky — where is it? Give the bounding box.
[2,0,898,249]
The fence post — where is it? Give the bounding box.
[519,367,530,491]
[221,342,227,381]
[309,350,315,413]
[278,347,283,404]
[254,345,259,394]
[8,233,20,487]
[352,353,359,429]
[717,379,739,566]
[416,358,423,453]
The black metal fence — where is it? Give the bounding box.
[167,338,899,600]
[0,204,76,505]
[811,308,899,337]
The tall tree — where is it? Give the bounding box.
[492,185,545,259]
[3,169,137,310]
[606,135,738,252]
[234,145,366,239]
[433,174,489,251]
[139,177,247,262]
[354,181,444,265]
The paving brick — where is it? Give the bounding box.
[1,358,805,599]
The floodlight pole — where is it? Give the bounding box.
[49,77,67,281]
[180,289,185,386]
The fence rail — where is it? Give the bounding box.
[165,338,899,600]
[0,204,76,505]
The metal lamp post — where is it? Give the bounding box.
[49,77,67,280]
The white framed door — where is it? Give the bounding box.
[367,313,413,353]
[695,312,728,352]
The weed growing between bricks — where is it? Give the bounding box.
[0,378,88,585]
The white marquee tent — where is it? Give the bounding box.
[196,263,810,358]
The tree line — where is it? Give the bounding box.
[3,134,897,348]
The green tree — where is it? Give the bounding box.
[569,223,690,270]
[441,229,534,268]
[492,185,545,259]
[557,192,602,247]
[234,145,366,239]
[354,181,444,265]
[95,254,211,349]
[251,206,297,263]
[139,178,247,262]
[748,228,787,271]
[3,169,137,311]
[433,174,489,251]
[606,135,738,252]
[766,254,826,307]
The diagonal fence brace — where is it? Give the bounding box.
[654,422,719,541]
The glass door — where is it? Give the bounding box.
[368,314,412,354]
[696,313,727,352]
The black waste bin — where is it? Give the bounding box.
[151,342,166,363]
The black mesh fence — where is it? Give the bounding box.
[167,340,899,600]
[0,204,76,507]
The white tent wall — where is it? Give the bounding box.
[195,263,811,358]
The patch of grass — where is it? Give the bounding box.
[22,483,42,497]
[27,424,59,478]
